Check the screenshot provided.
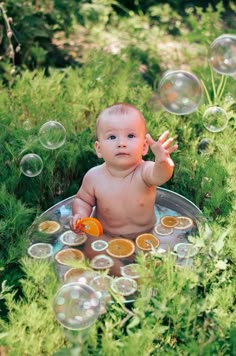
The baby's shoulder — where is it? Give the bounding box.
[85,164,105,179]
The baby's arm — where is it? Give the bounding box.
[143,130,178,186]
[71,171,96,230]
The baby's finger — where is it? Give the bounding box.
[146,133,156,146]
[167,144,178,154]
[158,130,169,143]
[162,137,174,148]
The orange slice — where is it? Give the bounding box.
[76,217,103,236]
[59,230,87,246]
[160,216,178,228]
[174,216,194,230]
[38,220,61,234]
[111,277,138,296]
[27,243,53,259]
[106,238,135,259]
[63,267,88,282]
[55,248,84,266]
[120,264,140,279]
[90,254,114,270]
[136,233,160,251]
[154,224,173,236]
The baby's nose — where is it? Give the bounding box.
[117,138,127,147]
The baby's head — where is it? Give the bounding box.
[96,103,147,140]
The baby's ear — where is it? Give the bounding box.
[94,141,103,158]
[142,137,149,156]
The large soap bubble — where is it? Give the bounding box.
[208,34,236,75]
[39,121,66,149]
[158,70,203,115]
[20,153,43,177]
[53,282,100,330]
[203,106,228,132]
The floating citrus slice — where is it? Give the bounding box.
[63,267,88,282]
[90,254,114,270]
[174,216,194,230]
[120,264,140,279]
[111,277,138,296]
[174,243,199,258]
[59,230,87,246]
[76,217,103,236]
[154,224,173,236]
[27,242,53,259]
[55,248,85,266]
[136,233,160,251]
[160,216,178,228]
[106,238,135,259]
[91,239,108,252]
[38,220,61,234]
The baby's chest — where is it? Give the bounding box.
[95,178,154,206]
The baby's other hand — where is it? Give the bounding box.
[146,130,178,164]
[70,214,81,231]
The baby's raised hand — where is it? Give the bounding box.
[146,130,178,166]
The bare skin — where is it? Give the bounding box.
[71,103,178,239]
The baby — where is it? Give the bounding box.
[71,103,178,240]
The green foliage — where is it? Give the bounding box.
[0,2,235,355]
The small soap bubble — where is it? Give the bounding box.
[20,153,43,177]
[208,34,236,75]
[203,106,228,132]
[39,121,66,149]
[197,138,214,154]
[53,283,100,330]
[158,70,203,115]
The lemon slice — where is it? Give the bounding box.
[111,277,138,296]
[59,230,87,246]
[154,224,173,236]
[38,220,61,234]
[27,243,53,259]
[174,216,194,230]
[120,264,140,279]
[174,243,199,258]
[90,254,114,270]
[91,239,108,252]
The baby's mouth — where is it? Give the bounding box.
[116,152,129,156]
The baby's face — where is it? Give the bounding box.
[95,111,148,168]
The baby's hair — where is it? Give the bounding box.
[96,102,146,139]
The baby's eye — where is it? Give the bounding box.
[128,134,135,138]
[108,135,116,140]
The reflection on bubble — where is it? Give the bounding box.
[203,106,228,132]
[208,34,236,75]
[158,70,203,115]
[53,283,100,330]
[39,121,66,149]
[197,138,214,154]
[20,153,43,177]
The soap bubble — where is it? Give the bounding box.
[53,282,100,330]
[39,121,66,149]
[158,70,203,115]
[197,138,214,154]
[203,106,228,132]
[208,34,236,75]
[20,153,43,177]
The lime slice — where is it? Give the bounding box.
[111,277,138,296]
[27,243,53,259]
